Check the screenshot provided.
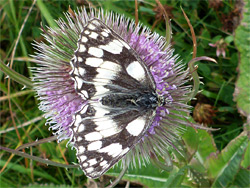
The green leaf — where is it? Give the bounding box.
[164,166,188,187]
[106,160,171,187]
[187,166,210,187]
[23,184,72,188]
[182,124,217,163]
[234,0,250,118]
[211,35,222,43]
[204,132,248,187]
[182,126,199,156]
[231,168,250,187]
[241,141,250,168]
[196,129,217,164]
[225,35,234,44]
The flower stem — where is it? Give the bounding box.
[150,152,173,171]
[155,0,171,47]
[0,146,78,169]
[106,162,129,188]
[16,136,58,150]
[188,56,217,100]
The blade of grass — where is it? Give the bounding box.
[36,0,57,28]
[0,116,43,134]
[5,0,37,174]
[0,159,60,184]
[0,61,33,88]
[0,90,34,102]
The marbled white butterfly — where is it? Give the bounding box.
[69,18,166,179]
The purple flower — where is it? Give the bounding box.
[32,8,194,177]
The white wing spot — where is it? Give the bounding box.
[78,146,85,154]
[119,147,130,156]
[78,67,86,76]
[99,127,121,138]
[88,141,102,150]
[92,106,110,117]
[77,136,83,142]
[89,32,98,39]
[85,167,94,173]
[74,115,82,127]
[93,85,109,97]
[104,29,110,33]
[99,40,123,54]
[84,30,90,35]
[112,40,123,47]
[101,31,109,37]
[80,105,88,114]
[79,44,86,52]
[94,118,117,130]
[100,61,121,71]
[78,124,85,132]
[85,132,102,141]
[88,158,97,166]
[81,90,89,98]
[82,163,88,167]
[120,40,130,49]
[96,68,117,80]
[88,47,104,57]
[85,57,103,67]
[78,57,83,62]
[126,117,146,136]
[75,77,83,90]
[100,160,107,166]
[91,20,100,26]
[81,36,88,43]
[79,155,87,162]
[98,143,123,157]
[88,24,96,30]
[126,61,145,81]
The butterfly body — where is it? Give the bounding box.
[100,91,163,109]
[69,18,164,178]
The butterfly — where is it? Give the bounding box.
[69,18,165,179]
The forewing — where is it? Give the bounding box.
[71,102,155,179]
[70,18,156,100]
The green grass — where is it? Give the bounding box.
[0,0,248,187]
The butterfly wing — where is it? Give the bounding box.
[70,18,156,99]
[70,18,157,178]
[71,102,155,178]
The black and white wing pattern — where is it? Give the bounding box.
[70,18,157,178]
[71,103,155,178]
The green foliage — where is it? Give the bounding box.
[0,0,248,187]
[107,160,171,187]
[23,183,73,188]
[234,0,250,119]
[205,132,248,187]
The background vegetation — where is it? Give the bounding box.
[0,0,249,187]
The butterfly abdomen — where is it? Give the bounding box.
[100,92,161,109]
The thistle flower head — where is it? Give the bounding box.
[32,7,196,178]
